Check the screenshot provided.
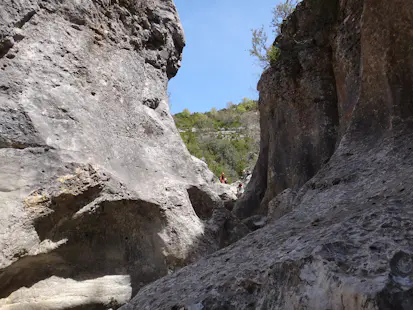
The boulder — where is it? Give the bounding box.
[0,276,132,310]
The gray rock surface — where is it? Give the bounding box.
[0,275,132,309]
[0,0,248,308]
[267,188,296,222]
[122,0,413,309]
[234,0,339,219]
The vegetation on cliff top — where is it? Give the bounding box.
[174,98,259,182]
[250,0,299,68]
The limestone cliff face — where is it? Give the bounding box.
[0,1,248,309]
[235,0,413,218]
[123,0,413,309]
[234,0,341,218]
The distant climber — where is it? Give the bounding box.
[219,172,226,183]
[237,183,244,198]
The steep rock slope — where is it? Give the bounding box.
[0,1,248,309]
[234,0,340,218]
[123,0,413,309]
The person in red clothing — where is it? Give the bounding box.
[237,183,244,198]
[219,172,226,183]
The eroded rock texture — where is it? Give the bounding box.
[123,0,413,309]
[234,0,340,218]
[0,1,248,308]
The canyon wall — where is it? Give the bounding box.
[124,0,413,309]
[0,1,248,308]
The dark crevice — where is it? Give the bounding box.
[187,186,216,220]
[376,251,413,309]
[0,141,47,149]
[34,184,104,241]
[144,57,162,69]
[142,98,160,110]
[14,10,37,29]
[145,35,164,51]
[0,38,14,59]
[0,108,47,149]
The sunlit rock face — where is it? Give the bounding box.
[0,0,249,308]
[122,0,413,309]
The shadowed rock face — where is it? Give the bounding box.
[0,1,249,308]
[235,0,413,218]
[122,0,413,309]
[234,0,341,218]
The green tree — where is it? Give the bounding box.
[249,26,269,68]
[182,108,191,117]
[239,98,257,111]
[236,104,247,113]
[271,0,299,35]
[249,0,299,68]
[268,45,281,66]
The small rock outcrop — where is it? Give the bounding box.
[123,0,413,309]
[0,1,248,308]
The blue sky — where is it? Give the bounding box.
[168,0,279,114]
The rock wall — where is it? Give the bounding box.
[123,0,413,309]
[234,0,340,218]
[234,0,413,218]
[0,1,248,309]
